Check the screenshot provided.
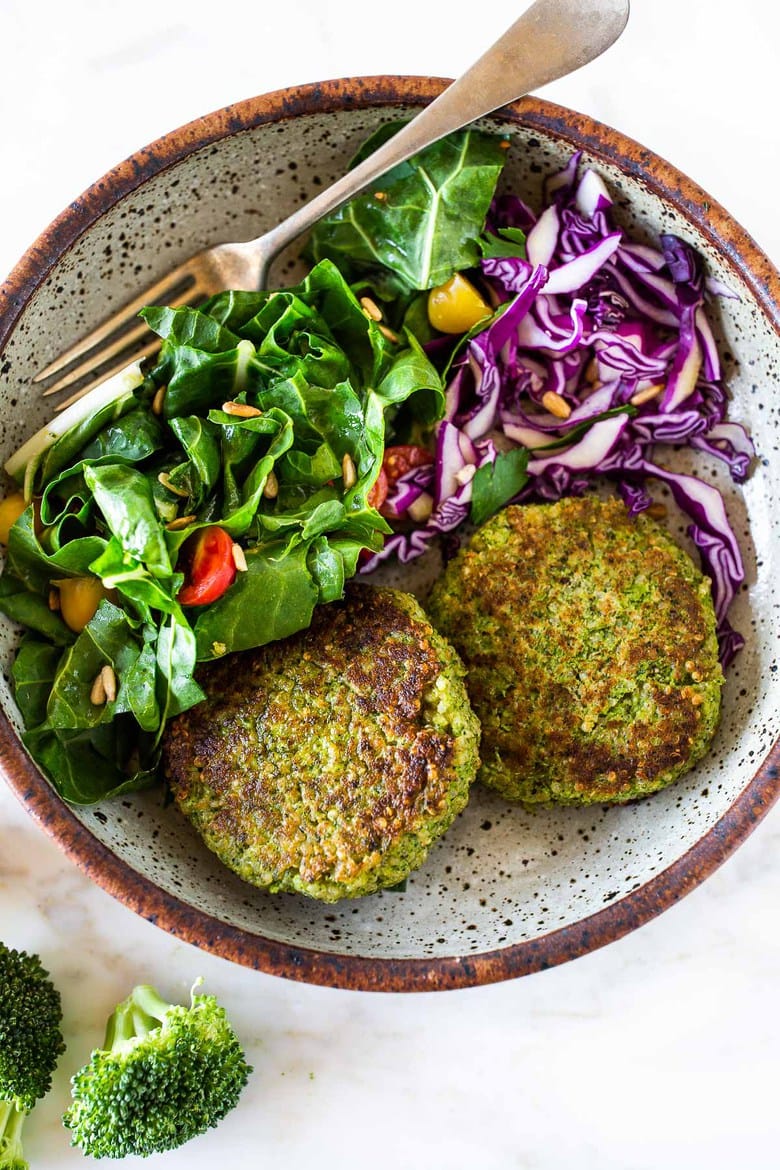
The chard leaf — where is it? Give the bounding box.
[199,406,294,536]
[306,536,345,603]
[399,292,439,344]
[79,406,165,463]
[22,723,157,805]
[123,641,161,732]
[168,415,222,501]
[291,380,367,461]
[280,443,342,486]
[12,636,64,727]
[155,339,257,419]
[377,331,444,423]
[155,617,204,731]
[33,390,141,489]
[4,240,454,803]
[84,464,171,576]
[45,601,143,730]
[0,574,74,644]
[40,461,95,530]
[198,289,270,332]
[88,538,184,622]
[244,260,389,390]
[6,508,107,593]
[221,414,294,536]
[140,304,242,352]
[193,540,319,660]
[301,499,347,539]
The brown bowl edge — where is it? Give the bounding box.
[1,76,778,992]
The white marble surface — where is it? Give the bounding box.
[1,1,779,1167]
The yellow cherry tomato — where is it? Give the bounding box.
[427,273,491,334]
[55,577,116,633]
[0,493,28,545]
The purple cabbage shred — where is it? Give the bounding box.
[362,153,753,665]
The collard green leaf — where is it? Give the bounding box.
[307,126,509,291]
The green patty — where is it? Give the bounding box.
[163,585,480,901]
[426,496,723,805]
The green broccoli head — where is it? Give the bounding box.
[0,1102,28,1170]
[0,943,65,1113]
[63,982,252,1159]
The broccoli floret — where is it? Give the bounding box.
[0,942,65,1170]
[63,982,251,1158]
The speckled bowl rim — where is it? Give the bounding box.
[1,77,778,992]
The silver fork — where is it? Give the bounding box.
[35,0,629,407]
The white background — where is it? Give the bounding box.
[1,1,779,1168]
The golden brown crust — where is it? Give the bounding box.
[427,496,723,804]
[163,585,479,897]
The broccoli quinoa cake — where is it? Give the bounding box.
[426,495,724,805]
[163,584,480,901]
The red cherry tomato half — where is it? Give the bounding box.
[382,444,434,484]
[177,525,237,607]
[366,467,389,510]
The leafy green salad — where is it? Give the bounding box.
[0,126,513,803]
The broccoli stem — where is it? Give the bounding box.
[129,984,175,1025]
[0,1099,26,1164]
[103,985,174,1051]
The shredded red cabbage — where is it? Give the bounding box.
[363,153,753,666]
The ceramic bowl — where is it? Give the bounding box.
[1,78,778,991]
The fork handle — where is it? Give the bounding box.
[248,0,629,276]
